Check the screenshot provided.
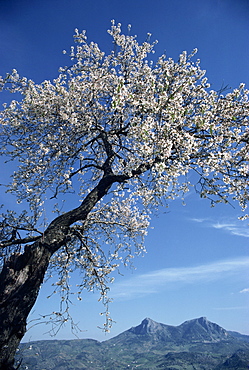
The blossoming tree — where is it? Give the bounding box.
[0,21,248,369]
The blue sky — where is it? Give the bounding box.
[0,0,249,341]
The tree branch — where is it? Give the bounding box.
[0,235,41,249]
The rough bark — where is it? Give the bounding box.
[0,243,52,369]
[0,173,120,369]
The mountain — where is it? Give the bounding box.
[127,316,229,342]
[178,316,229,342]
[17,317,249,369]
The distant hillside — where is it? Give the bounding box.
[17,317,249,369]
[228,330,249,343]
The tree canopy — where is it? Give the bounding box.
[0,20,248,369]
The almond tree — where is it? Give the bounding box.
[0,21,248,369]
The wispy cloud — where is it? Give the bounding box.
[111,257,249,300]
[190,217,249,238]
[240,288,249,294]
[212,222,249,238]
[190,217,208,223]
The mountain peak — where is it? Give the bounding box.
[129,317,161,335]
[179,316,229,342]
[128,317,181,343]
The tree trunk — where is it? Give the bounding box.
[0,173,122,369]
[0,243,52,369]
